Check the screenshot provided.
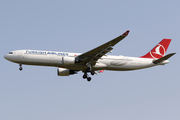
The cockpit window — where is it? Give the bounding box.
[9,52,13,54]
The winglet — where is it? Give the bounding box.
[153,53,176,64]
[122,30,130,36]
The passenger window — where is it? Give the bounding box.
[9,52,13,54]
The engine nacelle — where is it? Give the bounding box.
[62,56,75,65]
[57,68,77,76]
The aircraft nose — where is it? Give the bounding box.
[4,54,8,60]
[4,54,18,62]
[4,54,15,61]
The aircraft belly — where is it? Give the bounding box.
[61,65,87,70]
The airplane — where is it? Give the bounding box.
[4,30,176,82]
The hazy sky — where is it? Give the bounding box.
[1,0,180,120]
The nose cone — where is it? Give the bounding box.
[4,54,9,60]
[4,54,17,62]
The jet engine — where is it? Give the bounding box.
[57,68,77,76]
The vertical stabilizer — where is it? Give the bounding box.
[140,39,171,59]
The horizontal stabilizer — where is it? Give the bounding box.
[153,53,176,64]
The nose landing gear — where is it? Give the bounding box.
[19,64,23,71]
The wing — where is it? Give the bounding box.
[75,30,130,65]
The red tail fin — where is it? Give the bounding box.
[140,39,171,59]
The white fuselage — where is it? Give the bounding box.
[4,50,169,71]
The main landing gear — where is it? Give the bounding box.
[83,73,91,81]
[19,64,23,71]
[82,67,95,82]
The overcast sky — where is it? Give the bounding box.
[1,0,180,120]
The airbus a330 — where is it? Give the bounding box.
[4,30,176,81]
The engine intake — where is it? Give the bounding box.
[57,68,77,76]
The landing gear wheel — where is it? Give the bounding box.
[19,67,23,71]
[83,74,87,79]
[91,71,95,75]
[19,64,23,71]
[87,77,91,82]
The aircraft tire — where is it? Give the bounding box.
[87,77,91,82]
[91,71,95,75]
[19,67,23,71]
[83,74,87,79]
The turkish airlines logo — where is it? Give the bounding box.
[150,44,165,59]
